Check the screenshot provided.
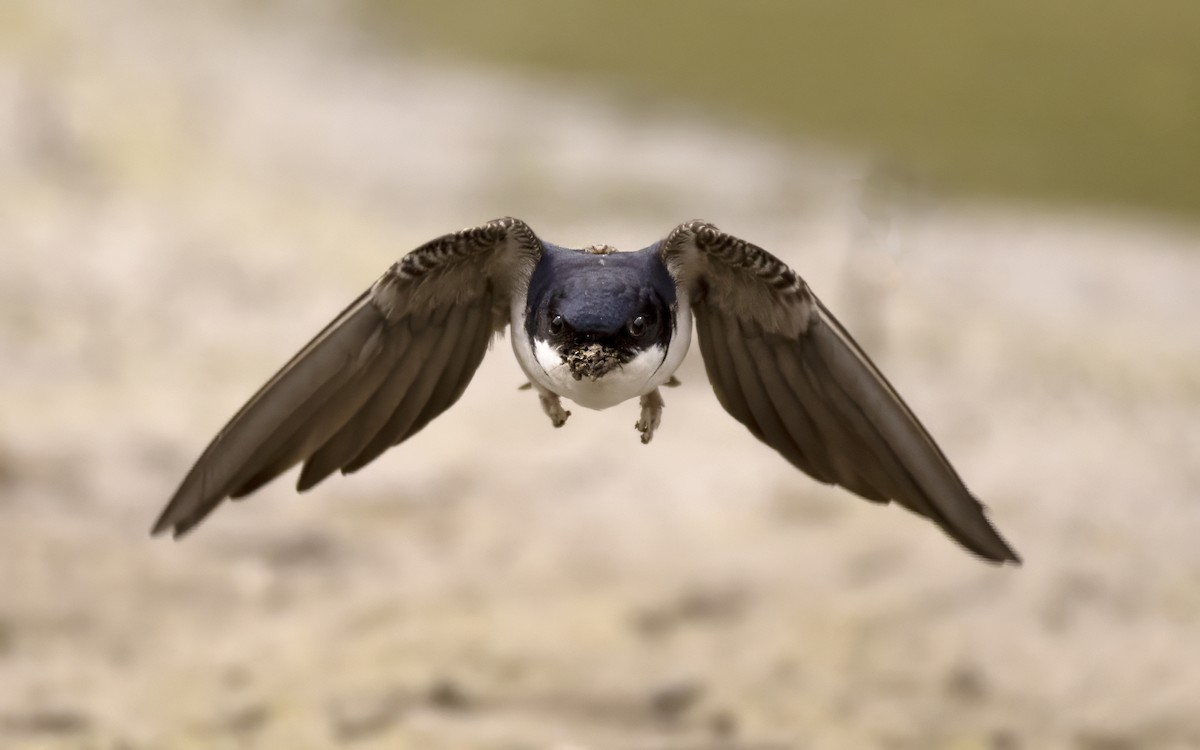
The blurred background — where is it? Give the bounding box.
[2,1,1198,748]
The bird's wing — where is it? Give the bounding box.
[660,221,1019,563]
[152,217,543,537]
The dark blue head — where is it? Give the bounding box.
[524,243,676,379]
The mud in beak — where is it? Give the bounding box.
[565,342,624,381]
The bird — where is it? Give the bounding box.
[152,217,1019,564]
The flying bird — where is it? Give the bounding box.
[153,218,1019,564]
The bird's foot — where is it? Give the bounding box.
[635,389,664,444]
[663,376,682,388]
[538,390,571,428]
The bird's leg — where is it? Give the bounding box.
[535,386,571,428]
[635,388,665,444]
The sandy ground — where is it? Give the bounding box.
[2,2,1200,748]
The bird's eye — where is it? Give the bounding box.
[628,315,647,338]
[549,315,565,334]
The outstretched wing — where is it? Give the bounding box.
[660,221,1019,563]
[152,217,543,537]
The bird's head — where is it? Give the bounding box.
[524,246,677,399]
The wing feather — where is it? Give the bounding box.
[790,322,934,509]
[769,333,889,503]
[740,332,837,485]
[292,306,460,489]
[805,303,1011,554]
[661,221,1019,563]
[153,296,383,535]
[693,303,763,439]
[285,324,417,492]
[403,291,493,440]
[341,302,471,474]
[153,218,541,537]
[227,326,402,499]
[721,315,812,473]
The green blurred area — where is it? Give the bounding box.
[367,1,1200,218]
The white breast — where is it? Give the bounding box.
[510,294,692,411]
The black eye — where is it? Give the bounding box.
[549,314,565,334]
[628,315,647,338]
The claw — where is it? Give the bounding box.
[538,390,571,428]
[635,389,664,444]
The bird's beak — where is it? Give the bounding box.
[565,342,622,381]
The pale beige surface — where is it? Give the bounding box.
[2,2,1200,749]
